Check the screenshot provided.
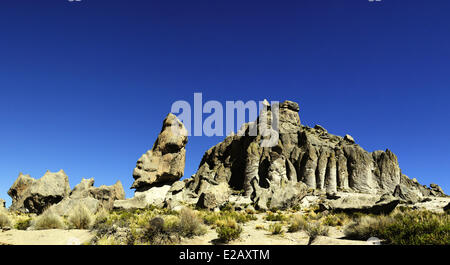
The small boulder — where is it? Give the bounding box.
[0,199,5,210]
[344,134,355,144]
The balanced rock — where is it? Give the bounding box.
[131,113,188,191]
[8,170,71,214]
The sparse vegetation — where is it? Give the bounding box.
[14,216,32,230]
[265,212,287,222]
[0,211,11,229]
[269,223,284,235]
[68,204,93,229]
[178,207,206,238]
[288,214,307,232]
[305,222,329,245]
[216,217,243,243]
[33,209,65,230]
[344,209,450,245]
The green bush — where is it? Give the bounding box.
[15,217,32,230]
[265,212,287,222]
[216,218,243,243]
[344,210,450,245]
[269,223,284,235]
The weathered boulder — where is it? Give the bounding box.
[48,178,125,216]
[114,185,171,210]
[8,170,71,214]
[320,193,399,215]
[270,182,308,210]
[393,184,421,204]
[49,197,100,216]
[196,182,230,210]
[89,181,126,210]
[131,113,188,191]
[164,180,198,209]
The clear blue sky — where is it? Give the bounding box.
[1,0,449,206]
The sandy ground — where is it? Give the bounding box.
[0,229,95,245]
[181,215,369,245]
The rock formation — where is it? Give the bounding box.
[114,113,189,210]
[131,113,188,191]
[7,171,125,215]
[8,170,71,214]
[48,178,125,216]
[0,199,5,210]
[170,100,446,211]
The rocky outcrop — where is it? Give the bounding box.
[131,113,188,191]
[8,170,71,214]
[0,199,5,210]
[178,100,445,210]
[318,193,400,215]
[114,185,171,210]
[49,178,125,216]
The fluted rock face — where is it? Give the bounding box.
[184,100,437,210]
[8,170,71,214]
[132,113,188,191]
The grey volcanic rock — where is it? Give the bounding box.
[320,193,400,215]
[47,178,125,216]
[393,184,421,204]
[8,170,71,214]
[179,99,444,210]
[132,113,188,191]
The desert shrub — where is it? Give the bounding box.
[33,209,65,230]
[305,222,329,245]
[265,212,287,222]
[68,204,93,229]
[14,217,32,230]
[344,210,450,245]
[0,211,11,229]
[202,210,256,227]
[322,213,350,227]
[216,218,243,243]
[92,208,109,229]
[178,207,206,237]
[269,223,284,235]
[255,224,265,230]
[288,214,308,232]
